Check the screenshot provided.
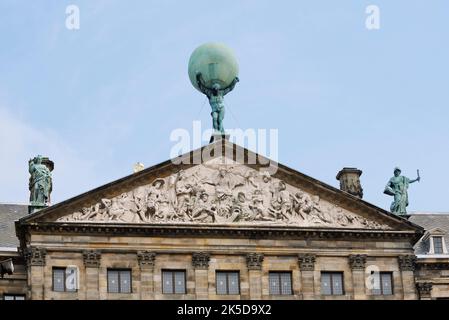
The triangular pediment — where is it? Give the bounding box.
[19,139,422,233]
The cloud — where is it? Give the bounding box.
[0,105,95,204]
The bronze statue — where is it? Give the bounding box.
[384,167,420,215]
[29,155,53,206]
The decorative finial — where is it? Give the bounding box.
[188,43,239,138]
[133,162,145,173]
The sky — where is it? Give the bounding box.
[0,1,448,213]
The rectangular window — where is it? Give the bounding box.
[52,267,77,292]
[321,272,344,295]
[372,272,393,295]
[216,271,240,295]
[269,272,293,295]
[162,270,186,294]
[3,294,25,300]
[107,269,132,293]
[433,237,444,254]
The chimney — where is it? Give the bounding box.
[336,167,363,199]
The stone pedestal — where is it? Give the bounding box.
[247,253,263,300]
[298,254,316,299]
[210,133,230,143]
[192,252,210,300]
[137,251,156,300]
[83,250,101,300]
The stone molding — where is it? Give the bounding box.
[137,251,156,268]
[398,255,417,271]
[348,254,367,270]
[192,252,210,270]
[416,282,433,298]
[246,253,264,270]
[298,254,316,271]
[83,250,101,268]
[24,247,47,266]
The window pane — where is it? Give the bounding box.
[53,269,65,292]
[371,273,381,295]
[332,273,343,295]
[162,271,174,294]
[269,273,280,295]
[3,295,15,300]
[227,272,240,295]
[216,272,228,295]
[321,273,332,295]
[434,237,444,254]
[120,271,131,293]
[174,271,186,294]
[107,270,119,293]
[280,273,292,295]
[14,296,25,300]
[381,273,393,295]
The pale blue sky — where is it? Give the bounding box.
[0,1,448,212]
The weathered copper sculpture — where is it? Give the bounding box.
[384,167,420,215]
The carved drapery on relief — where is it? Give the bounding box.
[416,282,433,298]
[398,255,417,271]
[57,158,390,229]
[298,254,316,271]
[349,254,367,270]
[192,252,210,269]
[137,251,156,268]
[83,250,101,268]
[24,247,47,266]
[246,253,264,270]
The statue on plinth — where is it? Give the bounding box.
[384,167,420,215]
[29,155,53,207]
[188,42,239,136]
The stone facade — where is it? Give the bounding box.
[1,141,448,300]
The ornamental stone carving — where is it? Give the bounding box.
[398,255,417,271]
[24,247,47,266]
[57,158,390,230]
[83,250,101,268]
[137,251,156,268]
[349,254,367,270]
[416,282,433,298]
[298,254,316,271]
[246,253,264,270]
[192,252,210,269]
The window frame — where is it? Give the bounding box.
[162,269,187,295]
[107,268,132,294]
[321,271,345,296]
[52,267,77,293]
[215,270,241,295]
[432,236,444,254]
[268,271,293,296]
[372,272,394,296]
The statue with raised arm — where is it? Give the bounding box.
[29,155,53,206]
[188,43,240,136]
[384,167,420,215]
[196,72,239,134]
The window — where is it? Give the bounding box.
[321,272,344,295]
[52,267,77,292]
[372,272,393,295]
[107,269,132,293]
[433,236,444,254]
[3,294,25,300]
[162,270,186,294]
[269,272,293,295]
[216,271,240,295]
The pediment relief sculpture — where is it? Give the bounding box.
[57,158,390,229]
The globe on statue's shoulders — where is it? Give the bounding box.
[188,42,239,92]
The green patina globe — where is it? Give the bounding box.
[188,42,239,92]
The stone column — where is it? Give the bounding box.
[25,247,46,300]
[83,250,101,300]
[192,252,210,300]
[398,255,417,300]
[246,253,264,300]
[137,251,156,300]
[349,254,367,299]
[298,254,316,300]
[416,282,433,300]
